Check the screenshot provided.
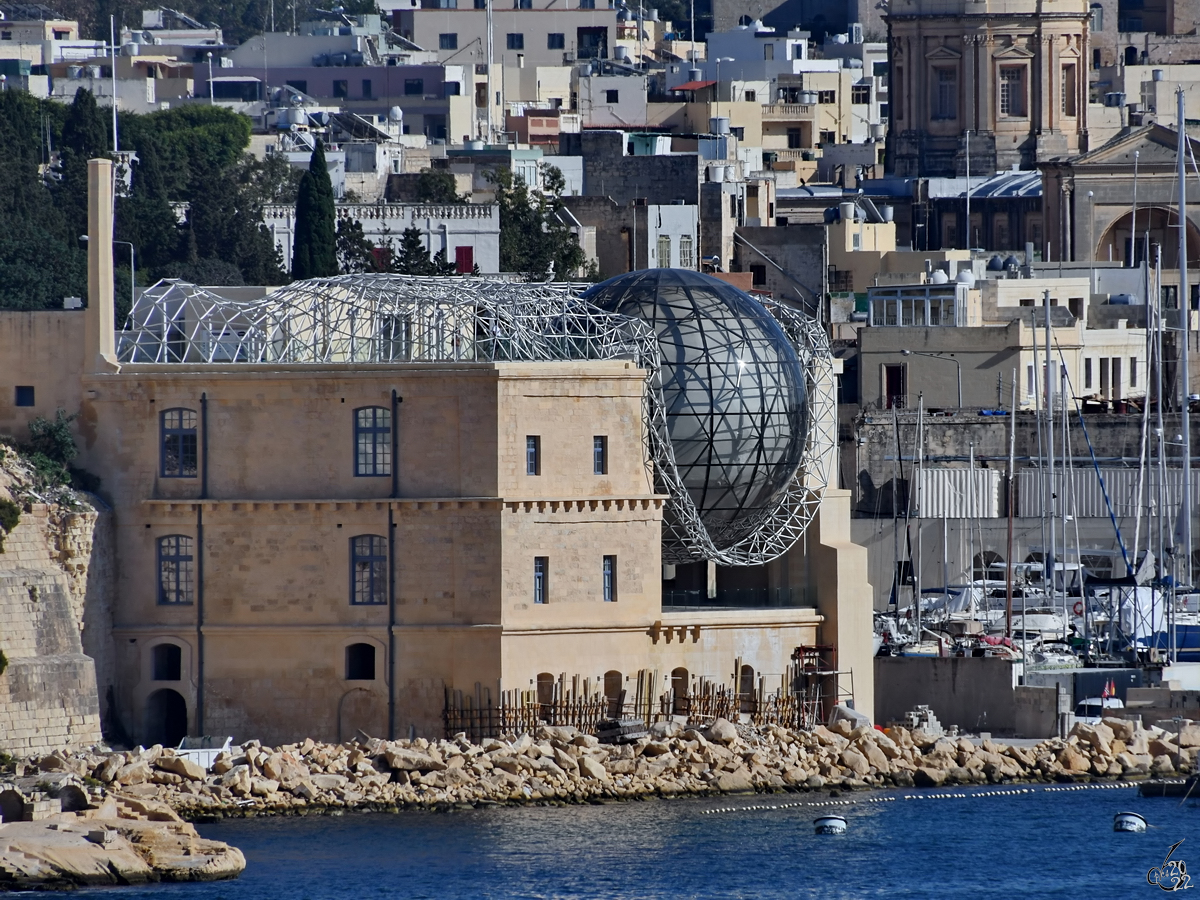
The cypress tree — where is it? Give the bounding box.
[291,141,337,279]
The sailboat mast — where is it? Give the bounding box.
[1044,288,1058,629]
[1178,88,1193,599]
[1006,368,1016,639]
[915,394,925,642]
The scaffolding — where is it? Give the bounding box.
[117,274,834,566]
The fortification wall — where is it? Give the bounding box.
[0,460,109,756]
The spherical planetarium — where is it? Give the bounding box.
[583,269,833,566]
[119,271,833,566]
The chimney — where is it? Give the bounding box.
[85,158,119,373]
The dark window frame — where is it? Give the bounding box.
[526,435,541,475]
[603,555,616,602]
[14,385,34,407]
[534,556,548,604]
[506,32,524,50]
[593,435,608,475]
[152,643,182,680]
[354,406,392,477]
[157,535,195,605]
[547,32,565,50]
[404,77,425,95]
[439,32,458,50]
[160,407,198,478]
[350,534,388,605]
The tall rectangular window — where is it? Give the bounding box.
[439,32,458,50]
[547,32,564,50]
[362,79,373,99]
[657,234,671,267]
[506,33,524,50]
[379,316,411,361]
[533,556,548,604]
[351,535,388,605]
[1084,357,1093,389]
[679,235,694,269]
[161,408,198,478]
[603,555,616,602]
[455,245,474,273]
[593,435,608,474]
[333,79,348,99]
[157,536,194,605]
[354,406,392,476]
[999,66,1026,117]
[895,66,904,119]
[1130,357,1138,388]
[1061,64,1077,117]
[933,67,957,120]
[851,84,870,104]
[526,435,541,475]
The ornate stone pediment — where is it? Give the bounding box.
[925,44,962,61]
[1065,124,1196,168]
[993,44,1035,60]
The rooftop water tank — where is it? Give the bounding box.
[930,270,949,284]
[987,254,1005,271]
[389,105,403,122]
[710,116,730,134]
[956,269,976,286]
[1109,293,1136,305]
[838,201,855,221]
[615,45,629,60]
[688,68,702,81]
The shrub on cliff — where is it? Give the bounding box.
[22,409,99,493]
[0,496,18,552]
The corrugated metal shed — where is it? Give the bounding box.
[911,468,1002,518]
[1018,468,1200,518]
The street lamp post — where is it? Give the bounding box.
[207,52,215,104]
[902,348,962,408]
[80,235,135,316]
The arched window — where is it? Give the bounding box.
[157,536,194,605]
[152,643,182,681]
[354,406,392,476]
[160,408,197,478]
[345,643,376,680]
[350,535,387,605]
[671,667,689,715]
[973,551,1005,580]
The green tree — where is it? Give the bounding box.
[489,164,592,281]
[392,226,456,276]
[291,142,337,279]
[116,138,180,296]
[0,90,86,310]
[415,168,464,203]
[336,218,379,274]
[57,88,110,238]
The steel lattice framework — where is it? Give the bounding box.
[119,274,833,565]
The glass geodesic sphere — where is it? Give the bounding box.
[583,269,807,551]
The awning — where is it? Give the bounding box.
[671,79,716,91]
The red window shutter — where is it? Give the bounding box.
[455,246,474,274]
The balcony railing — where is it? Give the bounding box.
[762,103,815,121]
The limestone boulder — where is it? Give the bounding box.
[1060,746,1091,773]
[839,748,871,778]
[116,761,152,786]
[1151,755,1177,777]
[1150,737,1180,759]
[309,773,348,791]
[250,777,280,797]
[220,765,252,796]
[913,767,947,787]
[155,755,206,782]
[709,769,754,793]
[1177,725,1200,749]
[552,748,579,774]
[1102,717,1135,741]
[706,719,739,745]
[859,741,890,773]
[577,756,609,781]
[384,748,446,772]
[94,755,123,784]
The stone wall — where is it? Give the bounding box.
[0,460,107,756]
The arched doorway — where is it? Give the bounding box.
[0,789,23,823]
[1096,207,1200,269]
[337,688,385,742]
[144,688,188,748]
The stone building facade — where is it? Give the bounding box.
[0,159,874,747]
[886,0,1091,177]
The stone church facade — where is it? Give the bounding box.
[886,0,1091,177]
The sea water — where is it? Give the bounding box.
[67,784,1195,899]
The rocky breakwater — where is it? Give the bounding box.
[0,790,245,890]
[17,715,1190,819]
